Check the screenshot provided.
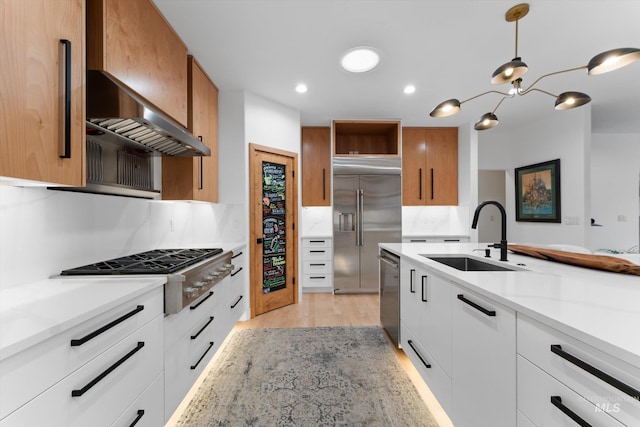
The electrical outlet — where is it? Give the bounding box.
[617,214,627,222]
[563,216,580,225]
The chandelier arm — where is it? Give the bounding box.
[460,90,513,105]
[520,65,588,95]
[524,87,559,99]
[491,97,510,114]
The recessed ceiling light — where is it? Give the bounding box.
[340,47,380,73]
[295,83,308,93]
[404,85,416,94]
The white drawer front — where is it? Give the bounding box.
[517,314,640,426]
[400,323,452,414]
[1,315,163,427]
[303,247,332,260]
[110,372,164,427]
[517,355,624,427]
[0,287,163,420]
[302,238,331,249]
[164,279,226,351]
[303,274,332,288]
[164,325,220,421]
[303,260,332,274]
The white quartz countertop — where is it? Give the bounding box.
[0,277,165,361]
[380,242,640,368]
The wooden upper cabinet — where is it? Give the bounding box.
[301,127,331,206]
[163,57,219,202]
[333,120,400,156]
[402,128,458,206]
[0,0,85,186]
[87,0,188,126]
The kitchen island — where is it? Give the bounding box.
[381,242,640,427]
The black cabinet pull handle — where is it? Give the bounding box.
[310,276,326,280]
[129,409,145,427]
[407,340,431,369]
[409,269,416,293]
[322,168,326,200]
[430,168,434,199]
[309,250,325,253]
[59,39,71,159]
[232,251,243,259]
[309,263,326,266]
[190,291,214,310]
[309,240,326,243]
[550,345,640,400]
[191,341,214,370]
[550,396,592,427]
[198,155,204,190]
[71,305,144,346]
[418,168,423,200]
[421,275,428,302]
[231,295,244,309]
[457,294,496,316]
[231,267,243,277]
[72,342,144,397]
[191,316,214,340]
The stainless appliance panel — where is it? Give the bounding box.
[360,175,402,291]
[379,249,400,347]
[333,175,360,292]
[333,166,401,294]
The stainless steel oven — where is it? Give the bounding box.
[379,249,400,347]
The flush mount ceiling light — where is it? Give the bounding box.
[429,3,640,131]
[295,83,308,93]
[340,46,380,73]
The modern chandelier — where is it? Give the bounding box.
[429,3,640,131]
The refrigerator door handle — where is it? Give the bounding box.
[355,190,361,246]
[357,189,364,246]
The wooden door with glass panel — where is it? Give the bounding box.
[249,144,298,316]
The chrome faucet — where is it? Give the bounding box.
[471,201,508,261]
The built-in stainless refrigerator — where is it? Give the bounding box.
[333,157,402,293]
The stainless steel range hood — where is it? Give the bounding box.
[86,70,210,157]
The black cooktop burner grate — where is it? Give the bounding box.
[60,248,224,275]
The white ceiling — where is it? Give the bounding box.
[152,0,640,134]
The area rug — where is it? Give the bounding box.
[177,326,438,427]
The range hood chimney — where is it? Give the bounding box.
[86,70,210,157]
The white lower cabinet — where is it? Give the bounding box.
[451,285,516,427]
[111,372,164,427]
[517,355,624,427]
[301,238,332,292]
[1,315,163,427]
[517,314,640,426]
[399,259,452,413]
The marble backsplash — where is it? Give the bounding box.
[0,185,245,289]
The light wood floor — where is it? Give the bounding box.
[167,293,454,427]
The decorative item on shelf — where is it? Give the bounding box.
[514,159,561,223]
[429,3,640,131]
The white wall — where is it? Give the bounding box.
[477,170,506,243]
[478,106,591,247]
[0,185,244,289]
[589,133,640,251]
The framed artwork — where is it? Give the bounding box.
[515,159,561,222]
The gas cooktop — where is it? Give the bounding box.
[60,248,224,275]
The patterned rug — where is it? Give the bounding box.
[177,326,438,427]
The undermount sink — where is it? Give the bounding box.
[421,255,521,272]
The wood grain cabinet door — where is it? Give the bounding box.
[401,128,428,206]
[301,127,331,206]
[424,128,458,206]
[1,0,85,186]
[87,0,188,126]
[162,57,218,202]
[402,127,458,206]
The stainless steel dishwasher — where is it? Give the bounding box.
[379,249,400,347]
